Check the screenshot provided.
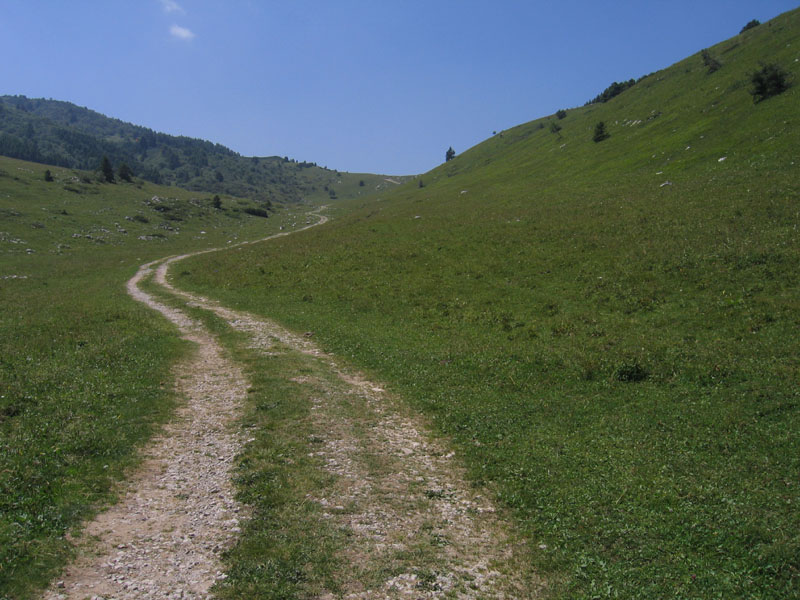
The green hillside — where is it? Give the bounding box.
[177,10,800,598]
[0,155,303,598]
[0,96,401,205]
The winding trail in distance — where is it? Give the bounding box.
[45,206,541,599]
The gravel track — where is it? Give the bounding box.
[44,208,540,599]
[43,261,248,600]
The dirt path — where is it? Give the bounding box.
[43,261,249,599]
[45,208,540,599]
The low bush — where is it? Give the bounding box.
[592,121,609,142]
[740,19,760,33]
[750,63,790,102]
[701,49,722,74]
[243,206,269,218]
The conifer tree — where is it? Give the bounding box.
[100,155,115,183]
[593,122,610,143]
[118,163,132,182]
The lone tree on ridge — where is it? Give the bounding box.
[740,19,760,33]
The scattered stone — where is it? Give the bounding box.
[43,259,249,600]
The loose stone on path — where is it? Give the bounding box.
[43,260,249,600]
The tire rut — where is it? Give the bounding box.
[153,242,541,598]
[43,262,248,600]
[44,208,541,599]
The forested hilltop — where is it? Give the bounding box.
[0,95,393,204]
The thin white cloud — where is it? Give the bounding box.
[160,0,184,13]
[170,24,195,40]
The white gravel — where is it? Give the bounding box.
[43,260,248,600]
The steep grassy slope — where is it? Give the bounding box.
[0,96,402,205]
[178,11,800,599]
[0,155,294,599]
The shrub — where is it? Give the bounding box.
[243,207,269,218]
[615,362,649,382]
[740,19,760,33]
[550,122,562,135]
[555,109,567,120]
[212,195,222,209]
[43,169,53,182]
[701,49,722,74]
[750,63,790,102]
[593,121,610,143]
[586,79,636,105]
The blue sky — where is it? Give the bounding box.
[1,1,797,174]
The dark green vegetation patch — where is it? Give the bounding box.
[178,9,800,598]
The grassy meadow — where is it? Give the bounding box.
[0,156,294,599]
[176,11,800,599]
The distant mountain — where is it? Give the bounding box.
[0,96,390,204]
